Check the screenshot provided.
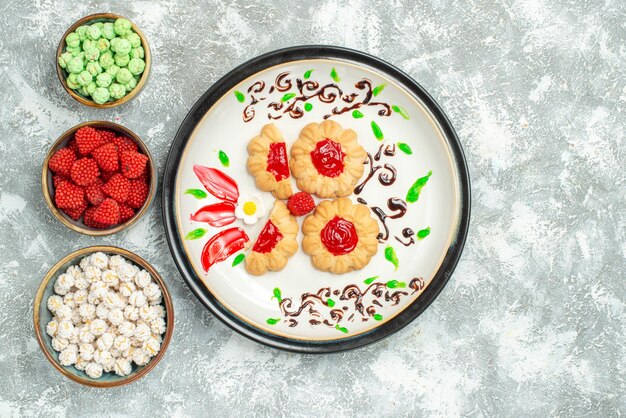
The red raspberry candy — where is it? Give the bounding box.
[54,180,85,210]
[111,136,138,153]
[63,200,88,220]
[126,179,149,209]
[84,178,105,206]
[119,203,136,223]
[91,198,120,226]
[52,175,68,188]
[120,151,148,179]
[92,143,119,172]
[49,148,76,177]
[70,158,100,186]
[287,192,315,216]
[75,126,105,155]
[67,139,79,155]
[84,206,107,229]
[102,173,131,203]
[98,130,117,143]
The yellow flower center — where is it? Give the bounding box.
[243,201,257,216]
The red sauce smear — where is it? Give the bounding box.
[252,220,283,253]
[310,139,345,178]
[190,202,236,227]
[266,142,290,181]
[193,164,239,203]
[320,216,358,255]
[201,227,249,271]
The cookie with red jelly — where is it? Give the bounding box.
[302,198,379,274]
[290,120,366,198]
[246,124,293,199]
[245,201,298,276]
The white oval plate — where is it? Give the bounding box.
[163,46,470,352]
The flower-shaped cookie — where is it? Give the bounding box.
[247,124,293,199]
[290,121,367,198]
[302,198,379,274]
[245,200,299,276]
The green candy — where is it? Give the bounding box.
[114,53,130,67]
[102,22,115,40]
[67,56,84,74]
[114,18,132,36]
[87,25,101,40]
[130,46,144,59]
[106,64,120,77]
[77,86,89,96]
[86,82,97,95]
[99,51,114,68]
[109,83,126,99]
[58,51,73,68]
[66,73,80,89]
[96,38,110,52]
[95,22,104,28]
[65,32,80,48]
[86,61,102,76]
[109,37,119,52]
[82,39,96,51]
[66,45,81,57]
[76,26,89,41]
[96,72,113,88]
[115,38,131,55]
[125,32,141,48]
[124,77,137,92]
[116,68,133,84]
[77,70,93,86]
[92,87,110,104]
[84,46,100,61]
[127,58,145,75]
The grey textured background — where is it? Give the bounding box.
[1,0,624,416]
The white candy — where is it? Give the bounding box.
[108,255,127,273]
[114,358,132,376]
[124,306,139,321]
[70,310,82,326]
[95,304,109,320]
[118,321,136,337]
[66,265,83,279]
[83,265,102,283]
[47,295,64,313]
[96,332,115,350]
[102,355,116,372]
[151,305,166,319]
[57,273,75,290]
[54,282,70,296]
[133,323,151,342]
[118,281,136,298]
[143,336,160,357]
[79,343,95,361]
[102,270,119,288]
[129,291,147,307]
[132,349,150,366]
[59,347,78,366]
[74,275,89,290]
[73,289,88,305]
[108,308,124,326]
[150,317,166,335]
[134,270,152,289]
[90,319,107,336]
[74,358,88,371]
[119,263,139,281]
[90,282,108,300]
[55,304,72,321]
[79,256,91,271]
[51,337,69,352]
[149,296,162,306]
[138,305,157,322]
[143,283,161,302]
[102,291,123,310]
[78,303,96,320]
[90,252,109,270]
[46,320,58,337]
[78,325,95,343]
[63,293,76,308]
[57,319,75,338]
[113,335,131,352]
[85,362,103,379]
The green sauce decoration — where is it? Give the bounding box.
[304,103,313,112]
[326,298,336,307]
[272,288,282,303]
[231,253,245,267]
[406,170,432,203]
[218,150,230,167]
[386,280,406,289]
[384,246,399,271]
[373,313,383,321]
[266,318,280,325]
[303,69,314,79]
[185,228,207,240]
[281,92,296,102]
[335,324,349,334]
[397,142,412,155]
[234,90,245,103]
[371,121,384,141]
[417,227,431,240]
[330,67,341,82]
[372,84,386,96]
[364,275,379,285]
[392,105,410,120]
[184,189,207,199]
[352,110,364,119]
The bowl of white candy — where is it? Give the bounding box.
[33,246,173,387]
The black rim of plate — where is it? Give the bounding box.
[162,45,471,353]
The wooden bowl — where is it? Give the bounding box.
[42,121,157,236]
[56,13,151,108]
[34,246,174,388]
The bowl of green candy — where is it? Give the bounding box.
[57,13,151,108]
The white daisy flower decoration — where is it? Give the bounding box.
[235,195,265,225]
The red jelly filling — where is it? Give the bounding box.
[252,220,283,253]
[320,216,358,256]
[266,142,290,181]
[310,139,345,178]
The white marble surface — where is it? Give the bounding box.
[0,0,624,416]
